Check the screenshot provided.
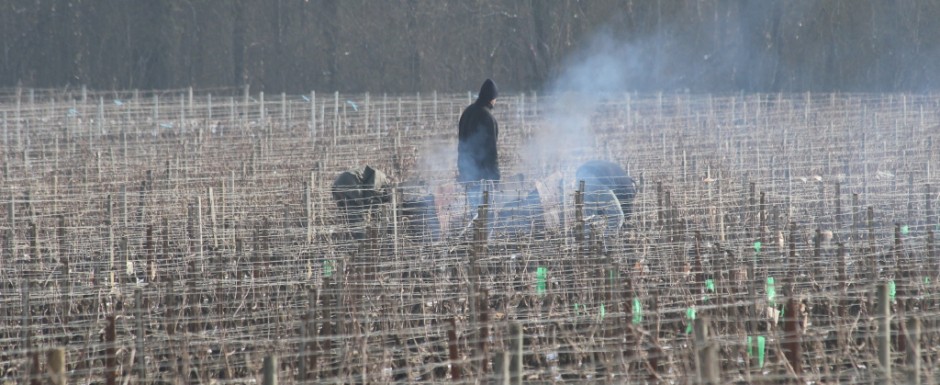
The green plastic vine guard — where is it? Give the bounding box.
[323,259,334,277]
[766,277,776,306]
[889,280,896,301]
[754,241,762,253]
[536,266,547,295]
[745,335,767,367]
[685,307,696,334]
[632,298,643,324]
[901,225,910,235]
[701,278,716,302]
[599,304,606,320]
[757,336,766,367]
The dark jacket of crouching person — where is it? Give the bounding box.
[331,166,391,239]
[575,160,638,235]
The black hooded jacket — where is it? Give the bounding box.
[457,80,500,183]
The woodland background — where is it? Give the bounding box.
[1,0,938,93]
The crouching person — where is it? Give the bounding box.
[575,160,638,235]
[331,165,391,239]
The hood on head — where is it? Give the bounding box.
[477,79,498,104]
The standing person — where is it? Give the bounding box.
[458,79,500,210]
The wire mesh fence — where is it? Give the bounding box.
[0,87,939,384]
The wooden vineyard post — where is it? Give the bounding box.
[5,198,13,265]
[813,228,821,280]
[416,92,421,124]
[28,221,39,262]
[391,187,398,258]
[119,235,129,288]
[121,185,129,230]
[135,288,147,381]
[281,92,287,127]
[105,315,117,385]
[152,94,160,134]
[2,113,7,178]
[47,348,66,385]
[259,91,266,128]
[188,87,194,119]
[197,196,204,261]
[787,222,797,284]
[906,317,921,385]
[575,181,585,248]
[332,91,339,146]
[138,174,149,225]
[240,85,249,125]
[299,287,315,382]
[892,225,910,362]
[693,231,705,290]
[647,294,663,381]
[877,282,892,382]
[665,190,675,243]
[748,182,756,229]
[166,279,187,384]
[105,193,115,288]
[694,317,719,385]
[144,224,155,283]
[310,91,316,140]
[30,351,39,385]
[448,317,460,381]
[320,276,337,379]
[868,207,877,280]
[924,229,937,285]
[835,182,842,231]
[908,174,915,221]
[494,351,510,385]
[852,193,860,242]
[22,281,32,385]
[263,355,278,385]
[759,191,766,247]
[97,97,104,138]
[58,215,71,326]
[783,297,802,378]
[508,322,523,385]
[927,184,935,233]
[304,180,312,244]
[478,289,490,377]
[468,190,490,379]
[364,92,373,137]
[208,187,218,250]
[837,242,849,350]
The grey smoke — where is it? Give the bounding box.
[522,7,786,171]
[524,28,642,174]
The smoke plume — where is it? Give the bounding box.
[524,28,647,175]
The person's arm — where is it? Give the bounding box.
[487,116,500,180]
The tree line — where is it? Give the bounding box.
[2,0,938,94]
